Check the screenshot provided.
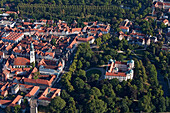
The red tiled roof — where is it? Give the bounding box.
[1,90,8,96]
[157,2,163,5]
[78,36,95,42]
[6,44,12,51]
[83,22,88,25]
[1,32,23,41]
[163,19,169,23]
[31,67,38,73]
[115,61,127,65]
[5,61,9,67]
[24,78,50,86]
[164,2,170,6]
[8,95,22,107]
[23,22,32,26]
[155,2,170,7]
[5,11,17,14]
[38,75,50,78]
[17,25,22,28]
[130,33,145,36]
[1,82,9,91]
[38,59,46,66]
[25,86,39,97]
[38,87,61,101]
[89,27,108,32]
[0,51,3,56]
[40,19,47,23]
[10,54,15,59]
[106,72,126,77]
[14,57,30,66]
[67,37,77,49]
[71,28,82,33]
[19,83,33,89]
[119,26,129,30]
[0,100,11,105]
[13,77,22,81]
[119,31,124,35]
[23,68,31,71]
[45,52,55,57]
[58,62,62,67]
[11,68,22,72]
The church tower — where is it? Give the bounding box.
[30,42,35,64]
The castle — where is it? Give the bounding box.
[104,59,134,81]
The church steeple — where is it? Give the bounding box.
[31,42,34,51]
[30,42,35,64]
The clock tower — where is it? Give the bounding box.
[30,42,35,64]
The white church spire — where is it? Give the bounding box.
[30,42,35,64]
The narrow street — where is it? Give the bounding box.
[52,48,77,88]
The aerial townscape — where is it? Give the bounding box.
[0,0,169,113]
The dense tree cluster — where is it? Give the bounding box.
[1,0,152,6]
[48,37,170,112]
[1,0,169,112]
[1,0,153,30]
[146,43,170,79]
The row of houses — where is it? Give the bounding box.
[0,82,61,108]
[118,18,164,45]
[0,14,110,112]
[0,42,64,111]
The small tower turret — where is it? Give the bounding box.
[30,42,35,64]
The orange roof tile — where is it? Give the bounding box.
[10,54,15,59]
[106,72,126,77]
[119,26,129,30]
[5,11,17,14]
[78,36,95,42]
[115,61,127,65]
[164,2,170,6]
[24,78,50,86]
[8,95,22,107]
[23,22,32,26]
[163,19,169,23]
[45,52,55,57]
[19,83,33,89]
[1,32,23,41]
[38,87,61,101]
[25,86,39,97]
[0,82,9,91]
[14,57,30,66]
[0,100,11,105]
[31,67,38,73]
[71,28,82,33]
[67,37,77,49]
[1,90,8,96]
[0,51,3,56]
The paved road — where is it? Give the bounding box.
[131,50,142,59]
[52,48,77,88]
[157,71,170,97]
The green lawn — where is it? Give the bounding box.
[86,69,102,76]
[135,50,145,57]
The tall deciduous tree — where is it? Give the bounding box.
[49,96,66,112]
[86,96,107,113]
